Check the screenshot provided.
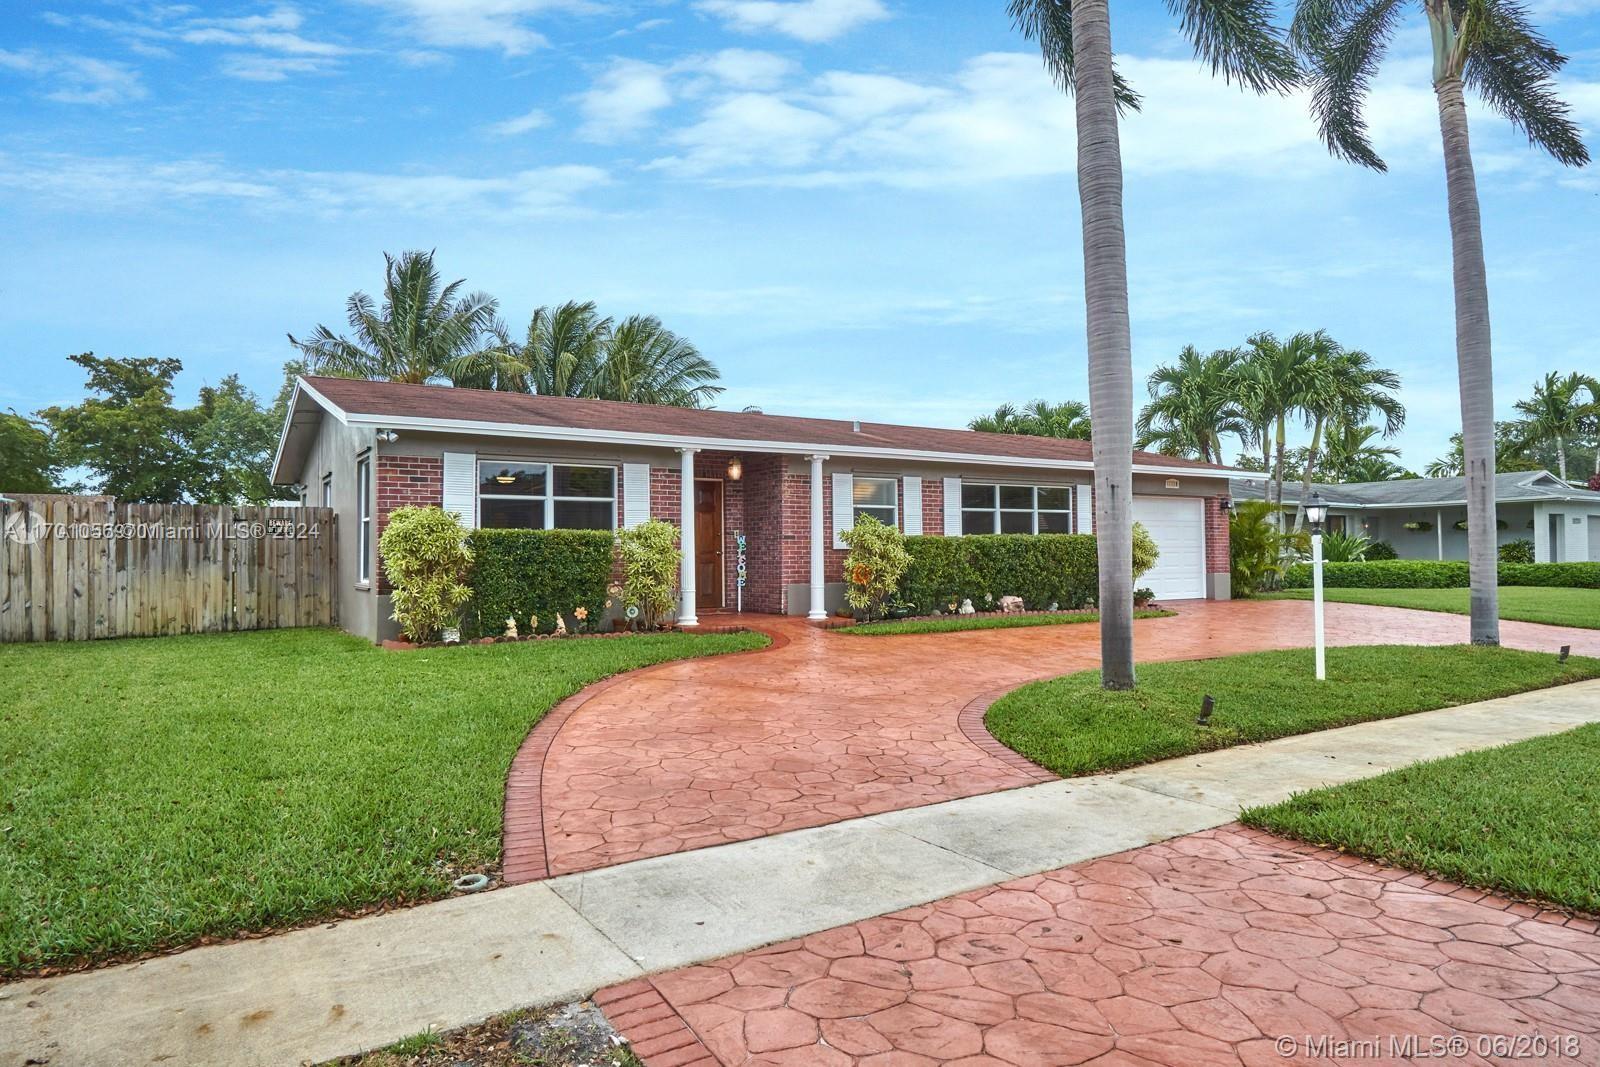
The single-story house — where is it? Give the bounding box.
[272,376,1237,642]
[1231,471,1600,563]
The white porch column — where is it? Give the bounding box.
[678,447,698,627]
[1534,503,1553,563]
[1436,510,1444,561]
[807,454,829,620]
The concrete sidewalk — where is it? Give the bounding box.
[5,680,1598,1067]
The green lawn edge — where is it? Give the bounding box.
[0,626,769,978]
[1262,587,1600,630]
[985,644,1600,778]
[1242,723,1600,915]
[840,608,1174,635]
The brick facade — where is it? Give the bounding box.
[922,476,944,536]
[1205,495,1231,576]
[374,455,444,593]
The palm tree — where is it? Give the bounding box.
[1291,2,1590,645]
[1011,0,1298,689]
[1136,344,1249,463]
[1512,371,1595,482]
[289,250,525,389]
[601,315,723,407]
[507,302,723,408]
[1235,331,1321,526]
[970,399,1092,438]
[1322,422,1410,482]
[1291,344,1404,527]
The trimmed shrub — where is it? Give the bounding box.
[900,533,1098,613]
[1319,530,1371,563]
[1365,540,1398,561]
[464,529,614,637]
[1282,558,1600,590]
[1499,539,1535,564]
[379,506,473,643]
[617,519,681,630]
[1131,522,1160,585]
[841,514,911,620]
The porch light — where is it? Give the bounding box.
[727,457,743,481]
[1306,492,1328,535]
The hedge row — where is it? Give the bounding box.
[900,533,1098,612]
[1281,559,1600,590]
[463,529,614,637]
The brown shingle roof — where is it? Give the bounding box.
[299,376,1230,471]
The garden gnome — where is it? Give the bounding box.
[553,613,568,636]
[504,615,518,639]
[958,598,976,615]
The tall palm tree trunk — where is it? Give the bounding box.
[1293,416,1325,531]
[1553,434,1567,482]
[1073,0,1135,689]
[1274,414,1288,529]
[1435,71,1499,645]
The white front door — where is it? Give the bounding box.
[1131,496,1208,601]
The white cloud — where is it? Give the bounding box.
[692,48,796,90]
[651,93,841,174]
[486,107,552,136]
[0,50,146,105]
[178,6,351,56]
[354,0,599,55]
[219,54,338,81]
[577,59,675,141]
[0,153,611,218]
[695,0,888,42]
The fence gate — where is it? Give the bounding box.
[0,498,337,642]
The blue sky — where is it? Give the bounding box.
[3,0,1596,471]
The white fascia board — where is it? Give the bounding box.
[338,410,1242,479]
[269,378,351,485]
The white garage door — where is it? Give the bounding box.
[1131,496,1207,601]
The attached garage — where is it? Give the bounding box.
[1131,496,1208,601]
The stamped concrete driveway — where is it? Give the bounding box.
[506,600,1600,882]
[598,825,1600,1067]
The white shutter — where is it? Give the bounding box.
[1076,484,1093,534]
[902,476,923,535]
[831,471,853,549]
[943,477,962,536]
[622,463,650,528]
[442,452,477,527]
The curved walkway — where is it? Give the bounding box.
[507,600,1600,882]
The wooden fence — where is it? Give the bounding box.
[0,498,337,642]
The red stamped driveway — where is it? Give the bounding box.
[598,825,1600,1067]
[504,600,1600,882]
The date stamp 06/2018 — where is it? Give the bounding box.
[1274,1033,1585,1060]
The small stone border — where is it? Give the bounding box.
[381,623,757,651]
[827,605,1168,633]
[955,687,1059,784]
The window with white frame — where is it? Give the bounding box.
[852,476,898,528]
[477,461,616,530]
[321,473,332,508]
[356,454,372,583]
[961,483,1073,535]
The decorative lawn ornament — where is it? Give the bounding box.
[554,613,568,637]
[504,615,519,639]
[958,599,976,615]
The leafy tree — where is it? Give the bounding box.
[39,354,197,502]
[1291,0,1591,646]
[617,519,681,630]
[969,399,1091,438]
[189,375,295,505]
[0,411,63,494]
[1510,371,1597,482]
[289,250,526,389]
[1011,0,1298,688]
[379,506,473,643]
[506,302,722,408]
[1135,345,1249,463]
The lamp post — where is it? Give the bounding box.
[1307,492,1328,681]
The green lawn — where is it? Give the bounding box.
[1244,724,1600,914]
[986,644,1600,778]
[0,626,766,976]
[840,608,1173,635]
[1266,586,1600,629]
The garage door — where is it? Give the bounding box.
[1131,496,1207,601]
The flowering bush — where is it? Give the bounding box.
[840,514,911,620]
[618,519,681,630]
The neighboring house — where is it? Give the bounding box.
[272,377,1237,642]
[1232,471,1600,564]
